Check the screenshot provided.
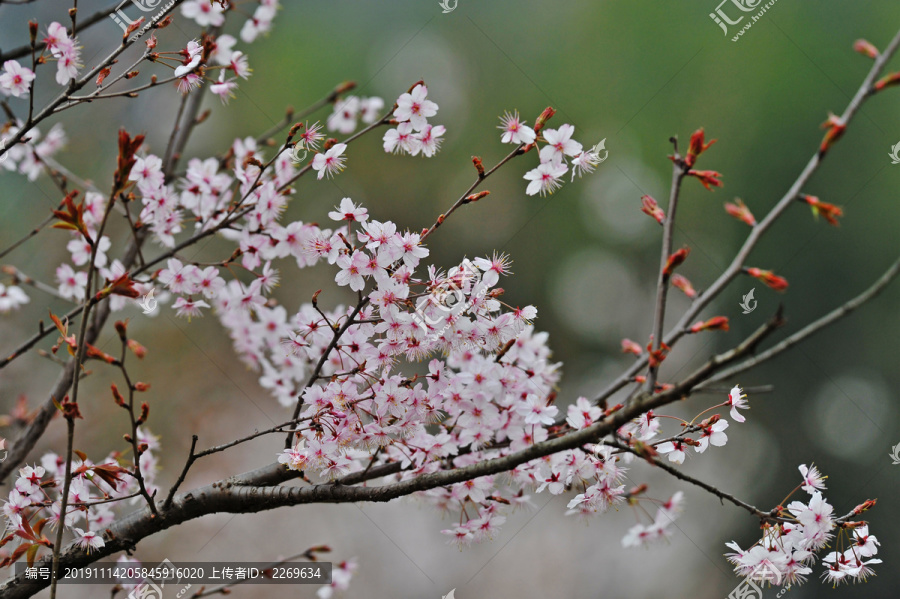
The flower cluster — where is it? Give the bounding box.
[0,283,29,314]
[1,121,67,180]
[43,22,82,85]
[725,464,880,588]
[327,96,385,134]
[382,84,446,157]
[0,430,160,561]
[501,110,607,196]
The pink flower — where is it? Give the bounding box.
[540,124,582,161]
[359,96,385,123]
[393,84,438,131]
[299,121,325,152]
[210,72,238,104]
[174,40,203,78]
[335,250,368,292]
[0,60,36,97]
[498,110,536,145]
[229,51,252,79]
[312,143,347,179]
[210,34,237,65]
[159,259,200,294]
[657,440,687,464]
[695,419,728,452]
[240,4,276,43]
[173,296,210,319]
[67,235,110,268]
[798,463,827,494]
[416,124,445,157]
[382,122,421,155]
[129,155,164,191]
[328,198,368,223]
[727,385,749,423]
[73,528,105,553]
[523,159,568,196]
[327,96,360,134]
[56,264,88,301]
[472,252,512,287]
[517,394,558,426]
[0,284,29,313]
[181,0,226,27]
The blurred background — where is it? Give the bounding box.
[1,0,899,597]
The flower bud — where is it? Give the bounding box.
[640,195,665,225]
[819,112,846,155]
[853,39,879,59]
[685,128,716,168]
[745,267,789,292]
[724,198,756,226]
[472,156,485,178]
[663,247,690,277]
[800,194,843,226]
[687,169,723,191]
[689,316,730,333]
[134,382,151,392]
[111,384,126,407]
[671,274,696,298]
[136,402,149,426]
[621,338,642,356]
[127,339,147,359]
[464,191,490,203]
[533,107,556,133]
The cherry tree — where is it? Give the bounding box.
[0,2,897,598]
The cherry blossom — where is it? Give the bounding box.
[394,84,438,131]
[523,159,568,196]
[328,198,368,223]
[0,284,30,313]
[312,143,347,179]
[181,0,226,27]
[174,40,203,78]
[498,110,537,145]
[0,60,36,97]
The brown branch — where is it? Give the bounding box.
[699,255,900,387]
[590,25,900,408]
[645,139,687,391]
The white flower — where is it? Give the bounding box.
[181,0,226,27]
[516,394,558,426]
[312,143,347,180]
[174,40,203,78]
[0,60,36,97]
[523,159,568,196]
[498,110,536,145]
[393,84,438,131]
